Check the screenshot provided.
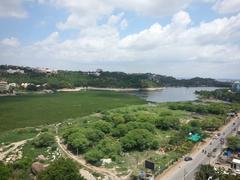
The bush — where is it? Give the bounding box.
[32,133,55,148]
[85,149,104,166]
[38,158,84,180]
[67,132,90,153]
[120,129,158,151]
[96,137,122,159]
[0,162,11,180]
[90,120,112,134]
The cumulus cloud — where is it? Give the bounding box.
[213,0,240,14]
[1,11,240,78]
[40,0,191,29]
[0,0,27,18]
[0,37,20,47]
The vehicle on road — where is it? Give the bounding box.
[184,156,193,161]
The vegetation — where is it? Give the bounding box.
[0,91,145,132]
[38,158,85,180]
[196,88,240,102]
[0,162,11,180]
[227,136,240,151]
[0,65,230,89]
[59,101,233,173]
[0,127,38,145]
[32,132,55,148]
[195,164,240,180]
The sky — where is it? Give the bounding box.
[0,0,240,79]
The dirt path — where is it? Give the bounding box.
[55,136,121,180]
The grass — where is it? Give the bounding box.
[0,91,145,133]
[0,127,39,145]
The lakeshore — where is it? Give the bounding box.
[57,86,164,92]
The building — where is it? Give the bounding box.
[232,81,240,93]
[0,81,9,93]
[6,68,25,74]
[232,158,240,173]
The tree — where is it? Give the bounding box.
[120,129,158,151]
[67,132,90,153]
[90,120,112,134]
[32,133,55,148]
[0,162,11,180]
[195,165,217,180]
[97,137,122,159]
[38,158,84,180]
[155,117,180,130]
[84,128,105,144]
[227,136,240,151]
[85,149,104,166]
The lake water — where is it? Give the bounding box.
[129,87,219,103]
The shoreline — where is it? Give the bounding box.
[57,87,164,92]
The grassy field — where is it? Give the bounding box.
[0,91,145,133]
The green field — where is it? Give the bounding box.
[0,91,145,133]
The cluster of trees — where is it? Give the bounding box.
[227,136,240,151]
[195,164,240,180]
[32,133,55,148]
[0,65,230,89]
[62,106,186,165]
[196,89,240,102]
[0,156,84,179]
[38,158,84,180]
[169,102,226,115]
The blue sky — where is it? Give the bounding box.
[0,0,240,78]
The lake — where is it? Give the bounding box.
[129,87,219,103]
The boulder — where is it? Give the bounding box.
[37,154,46,161]
[31,162,45,175]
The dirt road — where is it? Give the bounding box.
[55,136,121,180]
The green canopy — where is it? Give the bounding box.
[188,133,202,142]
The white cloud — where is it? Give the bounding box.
[1,11,240,78]
[213,0,240,14]
[107,12,124,26]
[113,0,191,17]
[1,37,20,47]
[0,0,27,18]
[40,0,191,29]
[120,19,128,30]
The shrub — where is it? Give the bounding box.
[32,133,55,148]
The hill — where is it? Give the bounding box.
[0,65,230,89]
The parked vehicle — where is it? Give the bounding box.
[184,156,193,161]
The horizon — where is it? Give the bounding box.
[0,1,240,79]
[2,63,240,81]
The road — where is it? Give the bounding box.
[157,114,240,180]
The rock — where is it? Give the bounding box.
[31,162,46,175]
[79,169,96,180]
[101,158,112,165]
[37,155,46,161]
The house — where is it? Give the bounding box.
[7,68,25,74]
[232,158,240,173]
[0,81,9,93]
[232,81,240,93]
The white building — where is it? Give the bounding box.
[0,81,9,93]
[232,158,240,173]
[232,81,240,93]
[7,69,25,74]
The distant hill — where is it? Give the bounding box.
[0,65,231,89]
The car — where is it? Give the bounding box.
[184,156,193,161]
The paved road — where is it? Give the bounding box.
[157,115,240,180]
